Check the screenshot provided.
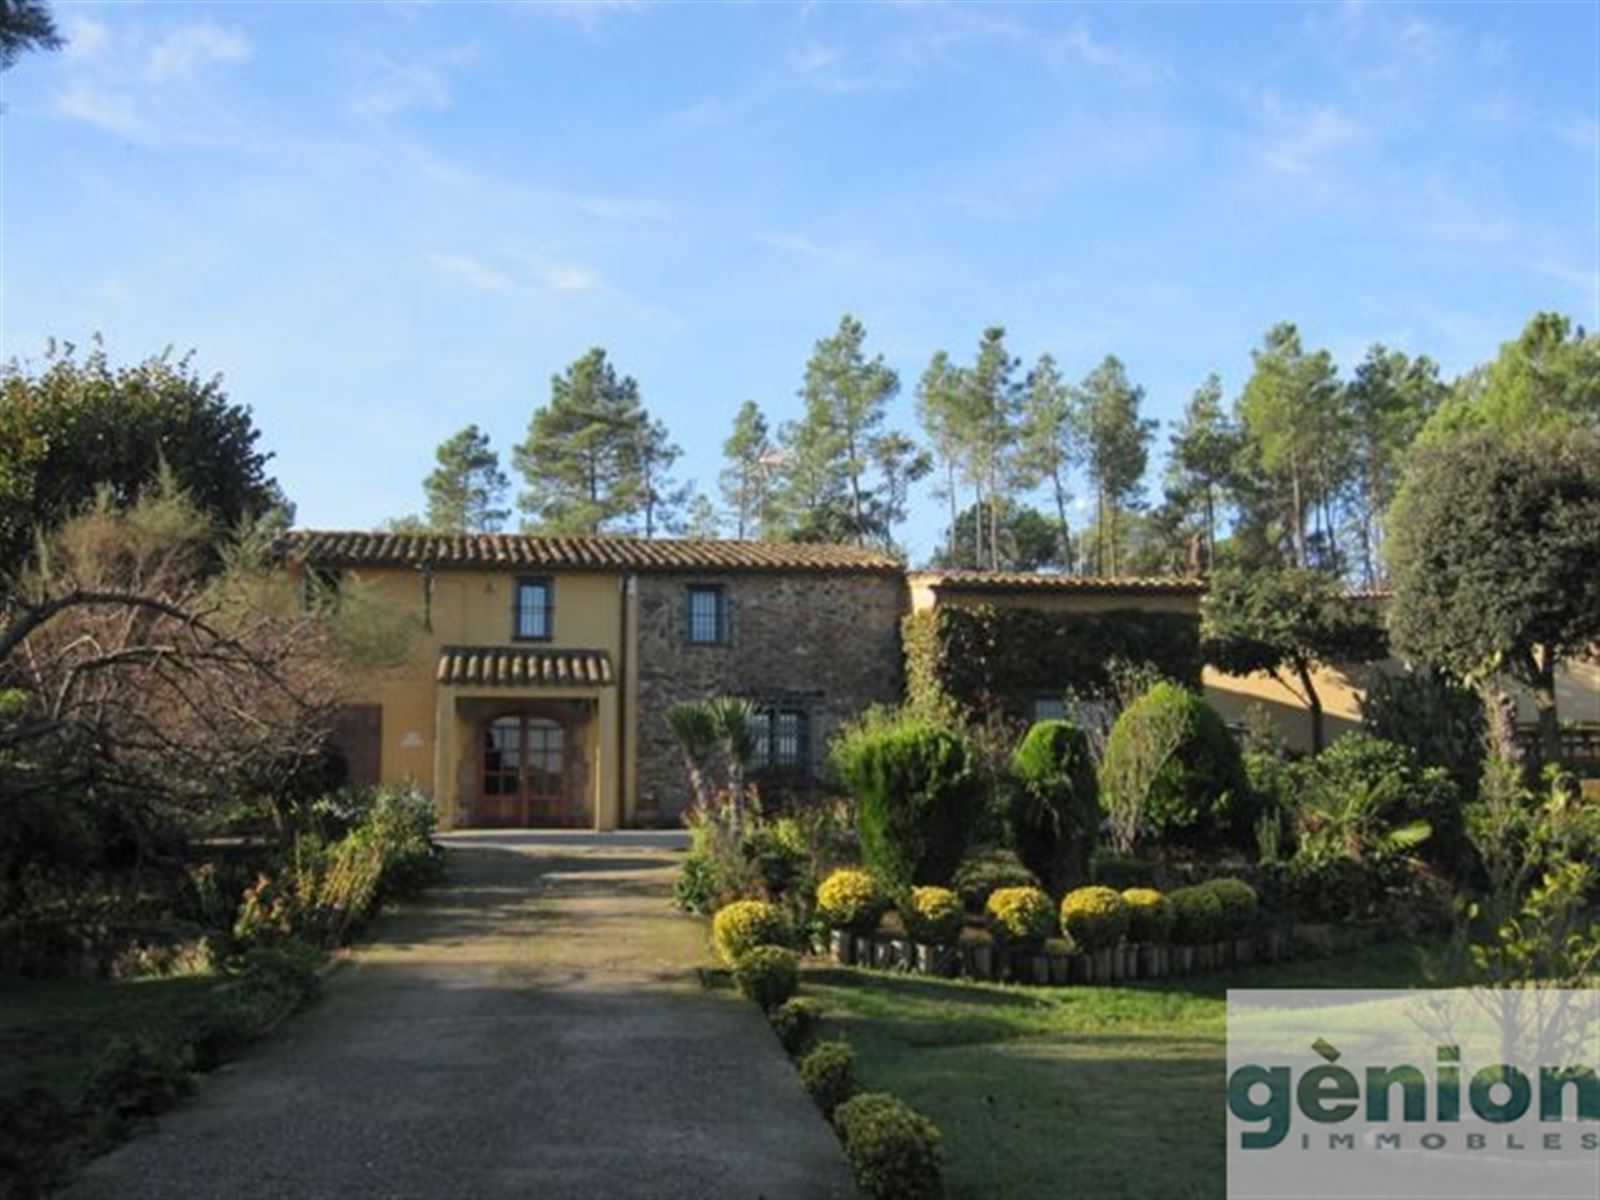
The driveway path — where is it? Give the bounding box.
[67,837,853,1199]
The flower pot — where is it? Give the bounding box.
[830,929,855,966]
[967,942,993,980]
[1121,945,1138,979]
[1048,952,1070,985]
[1137,944,1157,979]
[1234,937,1255,966]
[1176,945,1194,976]
[913,943,938,974]
[1068,952,1089,984]
[1030,953,1050,985]
[1094,948,1116,983]
[877,938,909,971]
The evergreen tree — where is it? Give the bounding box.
[963,327,1022,571]
[1,0,60,70]
[915,350,970,565]
[423,424,510,533]
[683,490,722,539]
[1080,355,1155,576]
[631,414,686,538]
[1015,353,1079,571]
[719,400,773,539]
[866,430,932,553]
[1163,373,1237,574]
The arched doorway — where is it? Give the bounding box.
[479,713,570,827]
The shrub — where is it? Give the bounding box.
[1204,878,1259,939]
[834,1092,944,1200]
[816,869,888,934]
[769,997,824,1056]
[1292,732,1458,871]
[79,1033,195,1121]
[829,710,983,889]
[1089,851,1155,889]
[983,885,1054,948]
[1100,682,1253,850]
[1169,885,1224,945]
[1121,888,1175,944]
[1008,719,1100,892]
[742,818,808,900]
[951,848,1039,912]
[798,1039,856,1116]
[1058,886,1130,951]
[732,945,800,1010]
[711,899,789,965]
[901,886,964,945]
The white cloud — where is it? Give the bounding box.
[544,264,601,292]
[54,85,145,138]
[1260,102,1362,175]
[63,17,110,62]
[427,252,516,293]
[351,63,450,120]
[145,23,251,83]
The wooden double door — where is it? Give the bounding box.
[477,712,580,827]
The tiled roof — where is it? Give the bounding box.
[286,530,900,574]
[436,646,615,688]
[910,570,1205,596]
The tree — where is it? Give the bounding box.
[1164,373,1237,574]
[683,491,722,539]
[1386,427,1600,766]
[1343,346,1446,587]
[1,0,60,71]
[1236,323,1346,569]
[719,400,772,539]
[1015,354,1079,570]
[630,414,687,537]
[865,431,931,554]
[423,424,510,533]
[0,339,286,580]
[1424,312,1600,441]
[1202,566,1387,753]
[915,351,970,565]
[1079,355,1154,576]
[962,328,1022,571]
[513,348,655,536]
[933,501,1065,572]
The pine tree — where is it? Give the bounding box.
[423,424,510,533]
[963,327,1022,571]
[1016,353,1079,571]
[719,400,773,540]
[1164,373,1237,573]
[1080,355,1155,576]
[915,351,970,565]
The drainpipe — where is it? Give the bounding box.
[616,572,633,831]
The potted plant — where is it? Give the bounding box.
[1059,886,1131,988]
[901,886,964,976]
[816,868,888,967]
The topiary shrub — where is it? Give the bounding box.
[711,899,789,965]
[769,997,823,1056]
[983,885,1054,948]
[1100,682,1253,851]
[952,847,1040,912]
[1121,887,1175,944]
[816,869,889,934]
[1008,719,1100,893]
[1169,885,1224,945]
[829,711,984,889]
[1058,885,1130,951]
[833,1092,944,1200]
[732,945,800,1010]
[901,886,964,945]
[798,1038,856,1117]
[1203,878,1259,939]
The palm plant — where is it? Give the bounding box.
[665,700,719,814]
[708,697,758,836]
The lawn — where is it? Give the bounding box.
[804,939,1453,1200]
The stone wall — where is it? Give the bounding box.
[632,571,906,822]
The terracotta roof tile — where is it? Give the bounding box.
[286,530,900,574]
[436,646,615,688]
[910,570,1205,596]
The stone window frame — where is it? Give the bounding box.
[684,583,732,648]
[511,576,554,642]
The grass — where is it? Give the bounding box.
[803,938,1454,1200]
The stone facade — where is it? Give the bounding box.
[633,572,906,819]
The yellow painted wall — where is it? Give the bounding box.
[906,578,1201,618]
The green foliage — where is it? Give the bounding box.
[769,997,824,1056]
[1099,682,1253,850]
[932,500,1067,572]
[901,886,964,946]
[816,869,888,934]
[833,1092,944,1200]
[1058,886,1130,951]
[829,710,982,889]
[78,1033,194,1121]
[1292,733,1453,870]
[1008,719,1099,893]
[1168,886,1224,945]
[422,424,509,533]
[1360,668,1485,799]
[711,899,789,965]
[1121,888,1174,944]
[1080,354,1157,576]
[950,847,1039,912]
[1,1,63,70]
[1422,312,1600,442]
[902,605,1202,721]
[731,945,800,1010]
[798,1039,857,1117]
[1202,879,1259,939]
[983,886,1054,948]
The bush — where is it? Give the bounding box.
[829,711,983,889]
[732,945,800,1010]
[833,1092,944,1200]
[1204,878,1259,939]
[816,869,888,934]
[983,886,1054,948]
[1008,719,1100,893]
[1089,851,1155,889]
[798,1039,856,1116]
[1121,888,1175,944]
[711,899,789,965]
[1100,683,1253,850]
[1058,886,1129,951]
[1292,733,1458,870]
[79,1033,194,1121]
[952,848,1039,912]
[769,997,824,1056]
[1169,886,1224,945]
[901,886,964,945]
[742,819,808,900]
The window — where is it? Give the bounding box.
[1032,696,1067,722]
[513,578,552,641]
[750,705,808,774]
[686,585,729,645]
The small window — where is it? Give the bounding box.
[1032,696,1067,722]
[750,705,807,775]
[513,578,552,641]
[686,585,729,645]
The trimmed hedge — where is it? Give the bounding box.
[816,869,888,934]
[901,886,964,946]
[1058,886,1129,951]
[711,900,789,965]
[952,848,1040,912]
[1121,888,1175,945]
[1169,885,1224,945]
[769,997,823,1056]
[731,945,800,1010]
[798,1039,856,1117]
[983,886,1054,948]
[1204,879,1259,939]
[833,1092,944,1200]
[1009,719,1100,893]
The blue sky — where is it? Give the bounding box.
[2,1,1596,561]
